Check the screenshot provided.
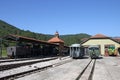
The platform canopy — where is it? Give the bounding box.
[3,34,58,46]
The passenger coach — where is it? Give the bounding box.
[69,44,85,59]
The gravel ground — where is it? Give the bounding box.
[16,59,91,80]
[93,57,120,80]
[1,56,120,80]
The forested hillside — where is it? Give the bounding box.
[60,34,90,46]
[0,20,91,46]
[0,20,51,40]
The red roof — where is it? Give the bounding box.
[113,38,120,42]
[91,34,109,39]
[81,34,120,44]
[48,36,64,43]
[4,34,57,45]
[81,38,89,42]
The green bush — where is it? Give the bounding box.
[2,49,7,57]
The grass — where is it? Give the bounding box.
[1,48,7,57]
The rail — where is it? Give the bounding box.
[75,59,96,80]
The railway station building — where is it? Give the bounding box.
[81,34,120,56]
[4,34,66,58]
[2,31,69,58]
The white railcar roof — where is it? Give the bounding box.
[70,44,81,47]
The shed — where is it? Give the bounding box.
[81,34,120,56]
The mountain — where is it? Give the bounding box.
[0,20,91,46]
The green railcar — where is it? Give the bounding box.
[88,45,100,59]
[108,45,115,56]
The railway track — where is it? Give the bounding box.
[76,59,96,80]
[0,57,58,71]
[0,58,73,80]
[0,57,42,63]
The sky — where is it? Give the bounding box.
[0,0,120,37]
